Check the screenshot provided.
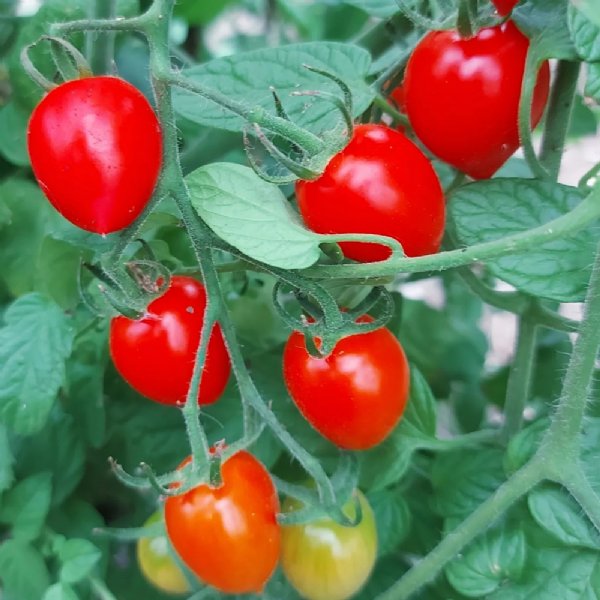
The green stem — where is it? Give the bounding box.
[560,467,600,534]
[373,93,410,127]
[545,238,600,450]
[457,0,475,38]
[420,429,498,451]
[518,48,550,180]
[502,316,537,442]
[376,458,545,600]
[539,61,581,180]
[303,183,600,279]
[89,578,118,600]
[86,0,116,74]
[167,73,325,156]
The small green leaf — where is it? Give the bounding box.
[187,163,323,269]
[13,411,85,507]
[174,42,373,134]
[368,489,411,555]
[528,484,600,550]
[396,367,437,440]
[504,418,548,475]
[0,294,74,434]
[585,62,600,103]
[568,4,600,60]
[450,179,596,302]
[58,539,101,584]
[514,0,579,60]
[43,583,80,600]
[0,540,51,599]
[0,424,14,493]
[446,522,527,597]
[432,449,505,522]
[0,102,29,167]
[0,472,52,541]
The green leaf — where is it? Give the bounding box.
[576,0,600,27]
[0,540,51,599]
[585,62,600,103]
[504,418,548,475]
[0,294,74,434]
[342,0,399,17]
[450,179,596,302]
[13,411,85,506]
[446,522,527,597]
[396,367,437,441]
[368,489,411,555]
[0,423,14,493]
[0,472,52,541]
[187,163,323,269]
[529,484,600,550]
[58,539,101,584]
[0,103,29,167]
[488,538,600,599]
[432,448,505,523]
[0,178,51,297]
[174,0,236,24]
[568,3,600,60]
[174,42,373,134]
[514,0,579,60]
[42,583,79,600]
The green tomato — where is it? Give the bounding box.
[281,490,378,600]
[137,511,190,595]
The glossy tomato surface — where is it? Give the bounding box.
[493,0,518,15]
[27,76,162,233]
[281,490,377,600]
[164,451,280,594]
[296,124,445,262]
[283,318,410,450]
[137,511,189,595]
[404,21,550,179]
[110,276,230,406]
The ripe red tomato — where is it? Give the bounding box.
[295,124,445,262]
[493,0,518,15]
[27,76,162,233]
[137,511,189,595]
[389,84,406,113]
[281,490,377,600]
[283,317,410,450]
[404,21,550,179]
[110,276,230,406]
[164,451,280,594]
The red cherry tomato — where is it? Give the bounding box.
[493,0,518,15]
[283,317,410,450]
[404,22,550,179]
[389,84,406,113]
[296,124,445,262]
[164,451,281,594]
[27,76,162,233]
[110,276,230,406]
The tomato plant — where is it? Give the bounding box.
[137,511,189,595]
[283,317,410,450]
[27,76,162,233]
[404,21,550,179]
[164,451,280,594]
[296,124,445,262]
[281,490,377,600]
[110,276,231,406]
[1,1,600,600]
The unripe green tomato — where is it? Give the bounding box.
[137,511,190,595]
[281,490,377,600]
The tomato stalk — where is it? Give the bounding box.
[501,315,537,442]
[539,60,581,180]
[86,0,116,75]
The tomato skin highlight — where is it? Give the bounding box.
[164,451,281,594]
[281,490,377,600]
[404,21,550,180]
[296,124,445,262]
[137,511,189,595]
[110,276,230,406]
[283,319,410,450]
[27,76,162,233]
